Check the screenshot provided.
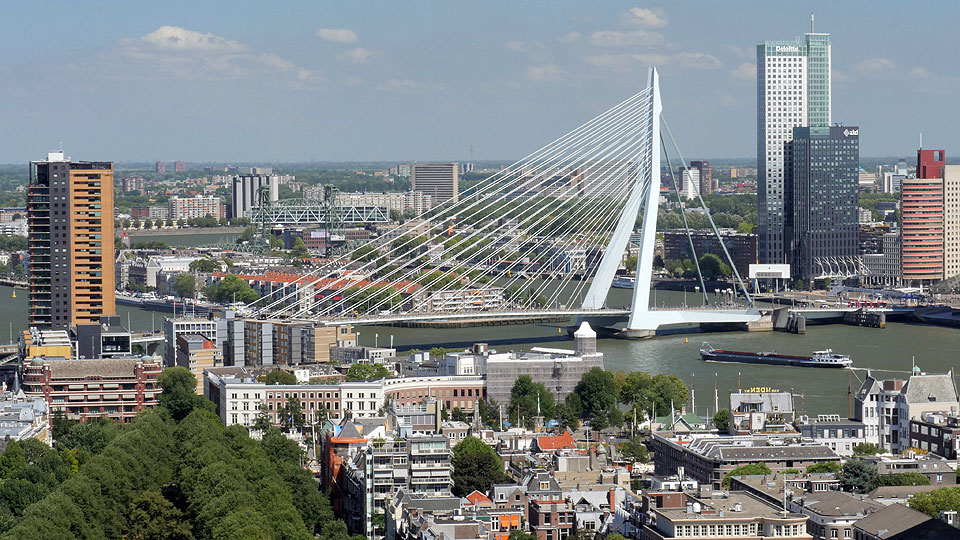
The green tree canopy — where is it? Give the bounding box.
[121,491,195,540]
[713,409,731,431]
[837,459,879,494]
[452,436,508,497]
[852,443,882,456]
[345,363,390,381]
[292,237,310,259]
[910,486,960,518]
[807,461,842,474]
[573,367,619,421]
[698,253,731,279]
[188,258,220,273]
[509,375,555,426]
[876,472,931,487]
[619,438,649,463]
[172,273,196,298]
[203,274,259,304]
[265,369,298,385]
[722,463,772,487]
[158,367,214,421]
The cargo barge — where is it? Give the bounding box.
[700,344,852,368]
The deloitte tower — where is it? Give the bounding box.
[757,20,831,264]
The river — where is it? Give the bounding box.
[125,231,240,247]
[3,284,958,417]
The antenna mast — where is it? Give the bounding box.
[810,12,815,33]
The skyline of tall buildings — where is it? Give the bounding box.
[757,26,832,265]
[28,151,116,330]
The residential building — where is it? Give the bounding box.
[650,432,839,489]
[74,315,132,359]
[690,160,713,195]
[22,355,162,423]
[853,370,960,453]
[176,334,223,393]
[174,160,186,172]
[411,163,459,204]
[155,160,165,174]
[784,126,859,281]
[331,191,434,214]
[121,176,145,194]
[853,502,960,540]
[796,415,867,457]
[757,27,831,264]
[728,390,796,434]
[164,316,223,367]
[528,499,575,540]
[909,411,960,459]
[28,151,116,329]
[678,167,700,200]
[944,165,960,279]
[862,232,901,287]
[168,195,221,220]
[882,172,904,194]
[661,229,758,279]
[0,390,50,445]
[231,173,279,219]
[787,490,883,540]
[640,489,812,539]
[131,206,169,220]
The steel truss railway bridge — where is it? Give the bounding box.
[247,69,761,337]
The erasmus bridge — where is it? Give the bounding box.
[245,69,761,338]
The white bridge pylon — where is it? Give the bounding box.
[247,67,760,336]
[581,68,760,335]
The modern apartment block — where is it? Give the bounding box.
[231,173,279,218]
[757,28,831,264]
[901,149,946,284]
[411,163,458,204]
[784,126,859,281]
[176,334,223,394]
[121,176,145,194]
[944,165,960,280]
[661,229,758,278]
[168,195,221,220]
[155,160,165,174]
[28,151,116,329]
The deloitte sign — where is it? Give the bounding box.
[775,45,800,53]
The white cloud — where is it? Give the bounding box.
[730,62,755,80]
[621,7,668,28]
[505,41,526,51]
[557,31,581,44]
[111,26,319,85]
[525,64,564,82]
[911,66,931,79]
[338,47,379,64]
[376,79,442,92]
[588,29,664,47]
[854,57,896,73]
[316,28,358,44]
[141,26,247,52]
[673,52,722,69]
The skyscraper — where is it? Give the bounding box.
[689,160,713,195]
[757,24,831,263]
[155,160,165,174]
[411,163,459,204]
[28,151,116,330]
[784,126,859,282]
[901,149,946,285]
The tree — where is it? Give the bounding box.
[143,219,153,229]
[265,369,298,385]
[451,436,508,497]
[852,443,882,456]
[698,253,731,279]
[188,258,220,273]
[158,367,214,421]
[477,399,500,428]
[280,397,305,433]
[909,486,960,518]
[253,403,272,433]
[737,222,754,234]
[837,459,879,494]
[204,274,259,304]
[713,409,731,432]
[509,375,555,426]
[292,237,310,259]
[573,367,619,420]
[345,363,390,381]
[121,491,195,540]
[177,218,185,228]
[619,438,649,463]
[722,463,772,487]
[624,255,638,273]
[807,461,842,474]
[876,472,931,487]
[172,273,196,298]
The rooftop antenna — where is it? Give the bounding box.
[920,132,923,150]
[810,12,815,33]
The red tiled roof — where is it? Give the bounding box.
[535,431,576,451]
[465,491,492,505]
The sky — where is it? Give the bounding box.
[2,1,958,164]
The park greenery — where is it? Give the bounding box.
[0,366,356,540]
[201,274,259,304]
[505,367,688,431]
[451,436,508,497]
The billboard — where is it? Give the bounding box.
[748,264,790,279]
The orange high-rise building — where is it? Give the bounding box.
[28,151,116,330]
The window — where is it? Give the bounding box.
[540,482,550,490]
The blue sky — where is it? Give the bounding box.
[1,1,957,163]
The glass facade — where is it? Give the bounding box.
[785,126,859,281]
[757,32,831,264]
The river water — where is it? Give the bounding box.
[5,279,958,418]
